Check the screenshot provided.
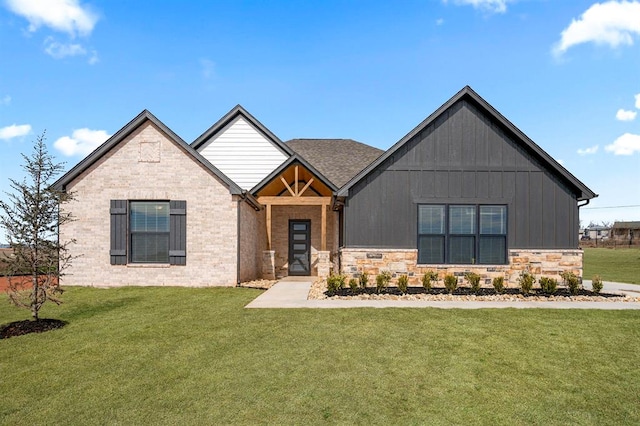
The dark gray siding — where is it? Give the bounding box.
[344,100,580,249]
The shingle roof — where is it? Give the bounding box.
[285,139,384,188]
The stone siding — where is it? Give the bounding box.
[271,205,338,277]
[340,248,583,286]
[60,121,240,287]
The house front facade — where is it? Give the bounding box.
[54,87,596,287]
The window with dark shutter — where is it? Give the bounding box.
[110,200,128,265]
[169,200,187,265]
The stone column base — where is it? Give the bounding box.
[317,251,331,278]
[262,250,276,280]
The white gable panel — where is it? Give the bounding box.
[197,116,288,189]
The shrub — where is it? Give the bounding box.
[444,274,458,294]
[421,271,438,292]
[348,278,359,293]
[375,271,392,294]
[326,274,346,294]
[518,271,535,295]
[539,277,558,295]
[561,271,581,296]
[465,272,481,294]
[492,276,505,294]
[591,274,603,294]
[397,274,409,294]
[359,273,369,290]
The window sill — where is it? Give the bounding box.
[126,263,171,268]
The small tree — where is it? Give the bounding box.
[0,133,75,320]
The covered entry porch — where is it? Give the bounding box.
[254,157,338,279]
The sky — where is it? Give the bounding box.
[0,0,639,235]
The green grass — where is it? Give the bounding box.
[2,287,640,425]
[583,247,640,284]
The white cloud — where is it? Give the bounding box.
[605,133,640,155]
[88,50,99,65]
[616,108,637,121]
[44,38,86,58]
[445,0,511,13]
[5,0,98,37]
[556,159,565,166]
[0,124,32,140]
[553,1,640,56]
[577,145,599,155]
[635,93,640,109]
[54,128,110,156]
[0,95,10,106]
[436,18,445,25]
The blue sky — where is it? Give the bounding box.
[1,0,639,233]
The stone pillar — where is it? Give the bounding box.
[262,250,276,280]
[317,251,331,278]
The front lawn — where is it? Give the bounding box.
[1,287,639,425]
[583,247,640,284]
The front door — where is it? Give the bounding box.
[288,220,311,276]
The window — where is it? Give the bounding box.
[418,204,507,264]
[130,201,170,263]
[110,200,186,265]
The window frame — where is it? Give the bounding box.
[129,200,171,264]
[417,203,507,265]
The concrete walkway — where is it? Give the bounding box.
[245,278,640,309]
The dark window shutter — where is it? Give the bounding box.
[169,200,187,265]
[110,200,128,265]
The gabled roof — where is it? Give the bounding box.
[52,110,244,195]
[286,139,383,188]
[337,86,597,201]
[250,153,338,195]
[191,104,293,156]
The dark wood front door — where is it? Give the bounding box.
[288,220,311,276]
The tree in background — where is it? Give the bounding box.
[0,133,75,320]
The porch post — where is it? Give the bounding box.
[266,203,272,250]
[321,204,326,251]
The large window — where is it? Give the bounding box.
[418,204,507,264]
[130,201,170,263]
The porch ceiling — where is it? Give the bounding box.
[255,162,333,197]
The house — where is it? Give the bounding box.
[611,221,639,243]
[53,86,596,287]
[581,224,610,241]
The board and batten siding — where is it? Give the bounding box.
[344,99,580,250]
[197,116,288,190]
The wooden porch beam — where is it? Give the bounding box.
[295,165,299,196]
[257,196,331,206]
[298,178,314,197]
[280,177,295,197]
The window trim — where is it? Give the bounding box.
[417,203,508,265]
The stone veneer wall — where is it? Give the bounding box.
[271,205,338,277]
[340,248,583,286]
[60,121,240,287]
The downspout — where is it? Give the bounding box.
[577,199,590,249]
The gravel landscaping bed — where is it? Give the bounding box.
[307,280,640,302]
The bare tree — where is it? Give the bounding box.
[0,133,75,320]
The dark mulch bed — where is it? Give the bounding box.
[0,318,67,339]
[327,286,622,298]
